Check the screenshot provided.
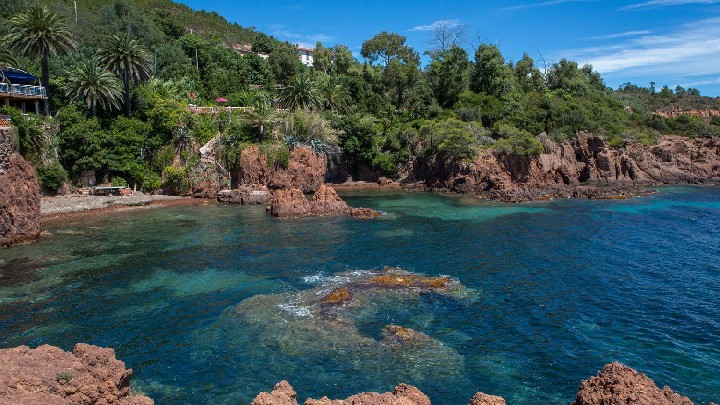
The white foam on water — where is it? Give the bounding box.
[277,303,312,317]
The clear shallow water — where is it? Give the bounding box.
[1,187,719,404]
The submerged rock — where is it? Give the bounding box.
[0,343,153,404]
[217,184,272,205]
[572,362,693,405]
[0,127,41,247]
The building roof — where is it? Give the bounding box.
[1,67,39,85]
[295,44,314,53]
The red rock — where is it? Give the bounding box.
[252,381,298,405]
[572,362,693,405]
[271,188,311,218]
[310,184,348,216]
[217,184,272,205]
[347,207,381,219]
[0,343,153,404]
[0,135,41,247]
[304,383,430,405]
[237,145,269,186]
[469,392,506,405]
[270,147,327,193]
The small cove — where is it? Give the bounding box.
[1,187,719,404]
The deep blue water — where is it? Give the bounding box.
[1,187,719,404]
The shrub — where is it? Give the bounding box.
[142,171,162,192]
[37,161,68,191]
[162,166,190,195]
[111,177,128,187]
[493,125,544,156]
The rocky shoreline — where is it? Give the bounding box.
[0,342,712,404]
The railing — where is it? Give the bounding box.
[188,105,253,114]
[0,83,47,98]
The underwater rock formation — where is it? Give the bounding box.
[0,128,41,247]
[0,343,153,404]
[225,267,471,383]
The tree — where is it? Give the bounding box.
[268,42,303,84]
[4,5,75,115]
[313,42,332,74]
[426,46,470,108]
[318,75,351,112]
[65,57,123,116]
[279,73,322,110]
[98,33,152,117]
[244,98,274,140]
[0,46,17,68]
[332,45,354,75]
[470,43,516,99]
[428,21,467,52]
[361,32,418,66]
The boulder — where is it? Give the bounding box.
[305,383,430,405]
[0,343,153,404]
[270,147,327,193]
[469,392,506,405]
[310,184,349,216]
[1,133,41,247]
[271,188,311,218]
[572,362,693,405]
[252,380,298,405]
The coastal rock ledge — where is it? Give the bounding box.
[0,344,153,404]
[0,128,41,247]
[253,362,709,405]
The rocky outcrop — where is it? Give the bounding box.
[235,146,327,193]
[250,362,707,405]
[415,134,720,201]
[572,362,693,405]
[469,392,506,405]
[1,128,41,247]
[270,185,380,219]
[217,184,272,205]
[0,343,153,404]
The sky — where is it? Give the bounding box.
[176,0,720,96]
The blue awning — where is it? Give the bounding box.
[1,68,39,85]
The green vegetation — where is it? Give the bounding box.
[1,0,718,192]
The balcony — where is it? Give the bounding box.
[0,83,47,100]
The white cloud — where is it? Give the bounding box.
[681,77,720,87]
[585,30,652,40]
[270,24,335,47]
[562,17,720,78]
[500,0,593,11]
[621,0,719,10]
[408,19,463,32]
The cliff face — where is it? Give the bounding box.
[418,134,720,201]
[0,344,153,404]
[235,146,326,193]
[0,128,41,247]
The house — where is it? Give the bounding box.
[0,67,47,114]
[233,43,268,60]
[295,44,314,66]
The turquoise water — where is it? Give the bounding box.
[1,187,719,404]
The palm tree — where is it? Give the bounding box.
[245,98,275,141]
[98,34,152,117]
[319,75,351,112]
[4,5,76,115]
[65,58,123,116]
[278,73,322,111]
[0,46,18,68]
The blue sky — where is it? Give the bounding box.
[177,0,720,96]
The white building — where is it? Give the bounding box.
[295,44,314,67]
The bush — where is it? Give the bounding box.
[37,161,68,191]
[111,177,128,187]
[142,171,162,192]
[162,166,190,195]
[493,126,544,156]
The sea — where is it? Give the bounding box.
[1,187,719,404]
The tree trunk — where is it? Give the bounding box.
[41,51,50,116]
[91,98,96,116]
[123,67,131,117]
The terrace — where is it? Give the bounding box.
[1,68,48,114]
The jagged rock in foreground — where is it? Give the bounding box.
[271,185,380,218]
[0,128,41,247]
[572,362,693,405]
[0,343,153,404]
[252,362,709,405]
[217,184,272,205]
